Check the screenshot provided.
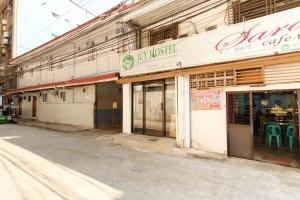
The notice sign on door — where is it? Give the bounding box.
[191,89,222,110]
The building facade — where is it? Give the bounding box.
[119,0,300,167]
[0,0,17,105]
[8,2,131,128]
[7,0,300,167]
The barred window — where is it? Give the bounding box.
[231,0,300,24]
[149,23,178,46]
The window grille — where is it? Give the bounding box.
[149,23,178,46]
[190,70,234,90]
[230,0,300,24]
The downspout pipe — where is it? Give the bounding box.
[127,21,142,49]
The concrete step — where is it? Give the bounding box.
[113,133,227,160]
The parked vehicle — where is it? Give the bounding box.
[3,104,18,124]
[0,111,8,124]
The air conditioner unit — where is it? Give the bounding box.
[156,38,173,44]
[3,31,9,38]
[205,25,218,32]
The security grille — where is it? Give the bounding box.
[229,0,300,24]
[190,70,234,90]
[149,23,178,46]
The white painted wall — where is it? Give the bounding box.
[122,83,132,134]
[35,85,95,128]
[191,90,227,155]
[177,76,191,148]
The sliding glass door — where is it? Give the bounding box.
[132,78,176,138]
[145,81,164,136]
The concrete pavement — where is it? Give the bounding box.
[0,124,300,200]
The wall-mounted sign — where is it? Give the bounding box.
[121,43,178,76]
[191,89,222,110]
[120,7,300,77]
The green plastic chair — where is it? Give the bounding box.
[286,125,295,150]
[266,124,282,148]
[264,122,277,144]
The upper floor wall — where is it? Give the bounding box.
[16,0,300,88]
[17,17,126,88]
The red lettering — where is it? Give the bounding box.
[215,24,258,51]
[270,24,289,36]
[289,20,300,31]
[215,18,300,52]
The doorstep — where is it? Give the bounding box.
[113,133,227,160]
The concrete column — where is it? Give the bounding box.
[122,83,132,134]
[176,75,191,148]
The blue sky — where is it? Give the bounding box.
[17,0,123,56]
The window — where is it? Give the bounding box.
[228,93,250,125]
[149,23,178,46]
[231,0,300,24]
[28,96,31,102]
[88,48,96,62]
[60,91,66,102]
[190,70,234,90]
[42,93,48,103]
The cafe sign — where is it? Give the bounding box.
[120,7,300,77]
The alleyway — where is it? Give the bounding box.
[0,125,300,200]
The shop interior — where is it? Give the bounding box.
[252,91,300,167]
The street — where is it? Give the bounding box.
[0,125,300,200]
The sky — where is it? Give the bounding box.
[17,0,124,56]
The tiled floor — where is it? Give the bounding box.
[254,134,300,168]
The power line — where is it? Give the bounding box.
[18,0,90,50]
[16,0,229,76]
[67,0,96,17]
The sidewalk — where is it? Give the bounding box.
[17,118,115,134]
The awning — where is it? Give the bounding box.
[6,72,119,95]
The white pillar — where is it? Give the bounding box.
[123,83,132,134]
[176,75,191,148]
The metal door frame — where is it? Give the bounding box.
[226,92,254,159]
[132,78,175,138]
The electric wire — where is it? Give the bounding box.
[16,0,230,77]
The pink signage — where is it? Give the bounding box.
[191,89,222,110]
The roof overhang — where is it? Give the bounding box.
[6,72,119,95]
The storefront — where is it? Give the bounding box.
[119,7,300,166]
[227,89,300,167]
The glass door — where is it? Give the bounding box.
[145,80,164,136]
[132,79,176,138]
[133,83,144,134]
